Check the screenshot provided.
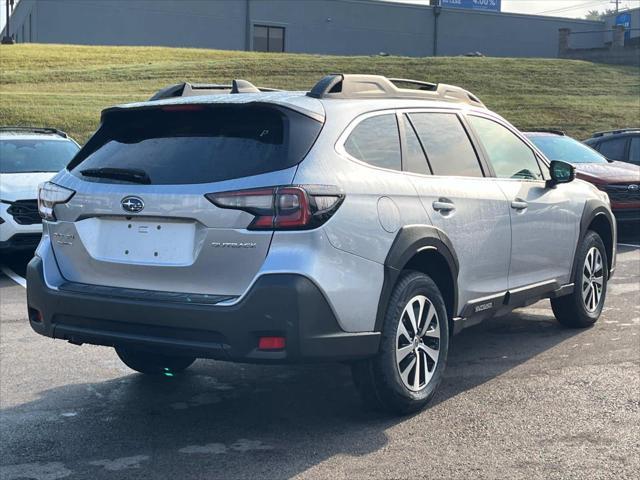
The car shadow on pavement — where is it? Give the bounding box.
[1,307,585,479]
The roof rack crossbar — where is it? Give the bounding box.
[306,74,484,107]
[0,126,68,138]
[149,81,282,101]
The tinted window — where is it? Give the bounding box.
[469,116,542,180]
[253,25,285,52]
[527,135,607,164]
[344,114,401,171]
[629,137,640,164]
[408,113,483,177]
[598,137,628,161]
[269,27,285,53]
[402,116,429,175]
[0,139,78,173]
[253,25,269,52]
[69,105,322,185]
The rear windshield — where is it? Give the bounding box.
[0,139,79,173]
[69,104,323,185]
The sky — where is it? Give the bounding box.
[2,0,640,32]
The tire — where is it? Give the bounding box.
[352,271,449,415]
[115,346,196,375]
[551,230,608,328]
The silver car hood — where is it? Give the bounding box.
[0,172,57,201]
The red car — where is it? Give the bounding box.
[526,131,640,224]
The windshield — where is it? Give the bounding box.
[527,135,607,164]
[0,139,79,173]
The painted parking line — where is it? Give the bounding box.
[0,266,27,288]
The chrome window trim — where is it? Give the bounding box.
[335,109,406,175]
[336,106,489,180]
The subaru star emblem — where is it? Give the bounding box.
[628,184,639,192]
[121,196,144,213]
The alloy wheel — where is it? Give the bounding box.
[582,246,604,313]
[395,295,440,392]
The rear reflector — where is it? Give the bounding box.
[258,336,286,351]
[28,308,43,323]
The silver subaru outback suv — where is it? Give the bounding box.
[27,75,616,414]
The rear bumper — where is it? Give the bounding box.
[26,255,380,363]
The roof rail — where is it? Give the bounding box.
[524,128,566,136]
[0,126,68,138]
[306,74,485,107]
[149,80,282,101]
[592,128,640,138]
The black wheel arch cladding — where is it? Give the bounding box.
[375,225,459,332]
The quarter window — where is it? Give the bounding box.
[253,25,285,52]
[597,137,628,161]
[408,113,483,177]
[344,114,402,171]
[468,116,543,180]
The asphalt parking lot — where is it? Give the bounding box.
[0,229,638,480]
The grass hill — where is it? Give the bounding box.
[0,44,638,143]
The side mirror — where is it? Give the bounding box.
[547,160,575,188]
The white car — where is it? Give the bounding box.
[0,127,79,252]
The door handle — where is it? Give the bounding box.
[432,200,455,213]
[511,199,528,211]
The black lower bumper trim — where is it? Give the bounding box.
[59,281,236,306]
[613,208,640,223]
[26,256,380,363]
[0,233,41,251]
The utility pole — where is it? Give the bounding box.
[2,0,15,44]
[612,0,620,13]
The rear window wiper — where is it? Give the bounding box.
[80,167,151,184]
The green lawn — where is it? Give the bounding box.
[0,44,638,143]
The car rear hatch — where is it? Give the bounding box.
[48,101,324,299]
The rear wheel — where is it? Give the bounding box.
[352,271,449,415]
[115,346,196,375]
[551,230,608,328]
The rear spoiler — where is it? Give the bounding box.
[149,80,282,101]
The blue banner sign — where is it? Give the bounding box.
[440,0,501,12]
[616,12,631,41]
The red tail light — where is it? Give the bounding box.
[205,185,344,230]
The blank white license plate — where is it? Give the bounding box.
[90,217,197,265]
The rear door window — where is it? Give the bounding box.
[408,112,484,177]
[598,137,628,161]
[343,114,401,171]
[69,105,323,185]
